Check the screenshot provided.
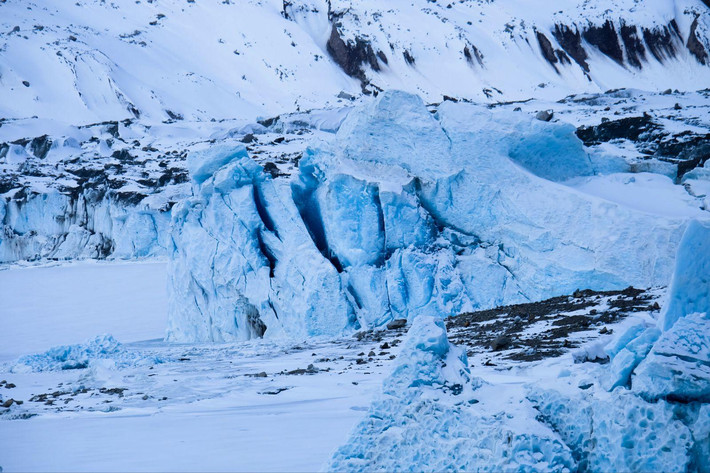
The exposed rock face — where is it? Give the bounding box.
[619,23,646,68]
[326,25,380,84]
[576,116,710,179]
[688,17,709,65]
[536,31,571,73]
[582,20,624,66]
[576,116,660,145]
[547,18,697,75]
[553,24,589,72]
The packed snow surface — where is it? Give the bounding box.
[0,261,168,361]
[0,262,403,472]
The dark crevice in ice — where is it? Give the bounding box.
[291,180,344,273]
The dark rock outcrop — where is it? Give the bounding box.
[619,23,646,69]
[326,25,380,84]
[687,17,709,65]
[577,115,710,179]
[582,20,624,65]
[552,24,589,72]
[576,115,659,145]
[641,20,680,63]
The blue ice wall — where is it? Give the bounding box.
[167,91,698,342]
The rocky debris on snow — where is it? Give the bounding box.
[447,287,661,363]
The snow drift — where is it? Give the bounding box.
[167,90,699,342]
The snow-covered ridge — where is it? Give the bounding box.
[1,0,709,124]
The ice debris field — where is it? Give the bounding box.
[0,89,709,472]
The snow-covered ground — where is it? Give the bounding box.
[2,0,709,123]
[0,259,684,472]
[0,261,399,472]
[0,261,168,361]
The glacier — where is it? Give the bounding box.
[167,90,699,342]
[0,189,172,263]
[328,207,710,473]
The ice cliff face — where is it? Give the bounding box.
[0,190,171,263]
[167,90,702,342]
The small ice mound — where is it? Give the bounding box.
[601,220,710,393]
[528,388,693,473]
[662,219,710,331]
[11,335,160,373]
[328,316,574,473]
[600,325,660,391]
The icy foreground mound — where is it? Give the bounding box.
[528,221,710,473]
[167,91,696,342]
[328,316,575,472]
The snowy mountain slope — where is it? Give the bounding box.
[1,0,709,124]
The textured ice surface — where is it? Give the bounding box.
[168,91,698,341]
[528,388,693,473]
[600,325,660,391]
[633,312,710,402]
[0,190,171,263]
[601,220,710,397]
[328,316,575,472]
[536,220,710,472]
[11,335,161,373]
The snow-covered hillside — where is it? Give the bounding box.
[1,0,709,124]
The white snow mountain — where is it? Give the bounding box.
[1,0,710,124]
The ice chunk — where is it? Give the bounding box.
[11,335,159,373]
[688,404,710,473]
[601,326,660,391]
[167,149,353,342]
[329,317,575,472]
[187,144,249,186]
[335,90,452,178]
[662,220,710,331]
[632,312,710,402]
